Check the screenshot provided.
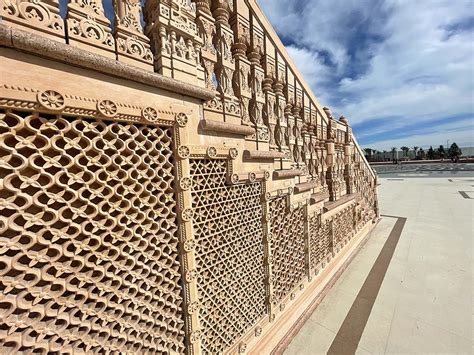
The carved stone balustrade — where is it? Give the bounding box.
[0,0,379,353]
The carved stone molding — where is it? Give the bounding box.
[200,118,254,136]
[0,84,177,126]
[243,150,286,161]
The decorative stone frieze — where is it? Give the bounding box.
[0,0,64,41]
[144,0,205,83]
[66,0,115,58]
[114,0,153,69]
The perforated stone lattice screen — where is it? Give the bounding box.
[308,213,332,271]
[269,197,306,303]
[334,206,355,246]
[0,110,186,353]
[189,159,267,353]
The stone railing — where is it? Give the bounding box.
[0,0,378,354]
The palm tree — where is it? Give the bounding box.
[391,147,397,162]
[374,150,380,161]
[419,148,425,159]
[363,148,374,161]
[413,146,419,159]
[427,146,435,159]
[400,146,410,158]
[438,145,445,159]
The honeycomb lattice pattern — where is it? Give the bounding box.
[0,110,185,353]
[190,159,266,353]
[269,197,306,303]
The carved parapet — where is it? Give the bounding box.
[0,0,64,41]
[145,0,204,84]
[114,0,153,69]
[66,0,115,58]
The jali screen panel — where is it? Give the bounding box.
[269,197,306,304]
[0,110,185,353]
[189,159,267,353]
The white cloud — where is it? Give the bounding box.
[258,0,474,149]
[285,45,332,103]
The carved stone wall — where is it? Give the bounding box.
[0,0,379,353]
[0,109,185,353]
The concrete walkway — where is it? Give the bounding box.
[286,177,473,354]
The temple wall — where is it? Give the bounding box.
[0,0,378,353]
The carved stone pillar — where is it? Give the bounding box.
[144,0,205,84]
[66,0,115,58]
[0,0,64,41]
[263,86,276,146]
[309,109,319,182]
[285,104,295,165]
[283,74,295,164]
[248,23,267,144]
[273,79,287,156]
[261,54,278,150]
[230,12,251,125]
[344,143,354,194]
[336,145,346,196]
[338,116,353,194]
[195,0,222,118]
[324,107,339,201]
[114,0,153,69]
[319,141,328,193]
[212,0,240,121]
[301,106,311,175]
[293,105,304,169]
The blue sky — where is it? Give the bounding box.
[259,0,474,150]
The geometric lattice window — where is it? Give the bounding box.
[269,197,306,303]
[333,206,354,246]
[309,213,332,270]
[190,159,266,353]
[0,110,185,353]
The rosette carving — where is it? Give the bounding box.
[37,90,65,111]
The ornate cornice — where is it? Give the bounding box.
[0,24,215,101]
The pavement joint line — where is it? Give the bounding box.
[458,191,474,199]
[327,215,407,355]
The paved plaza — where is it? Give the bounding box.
[372,163,474,178]
[286,171,473,354]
